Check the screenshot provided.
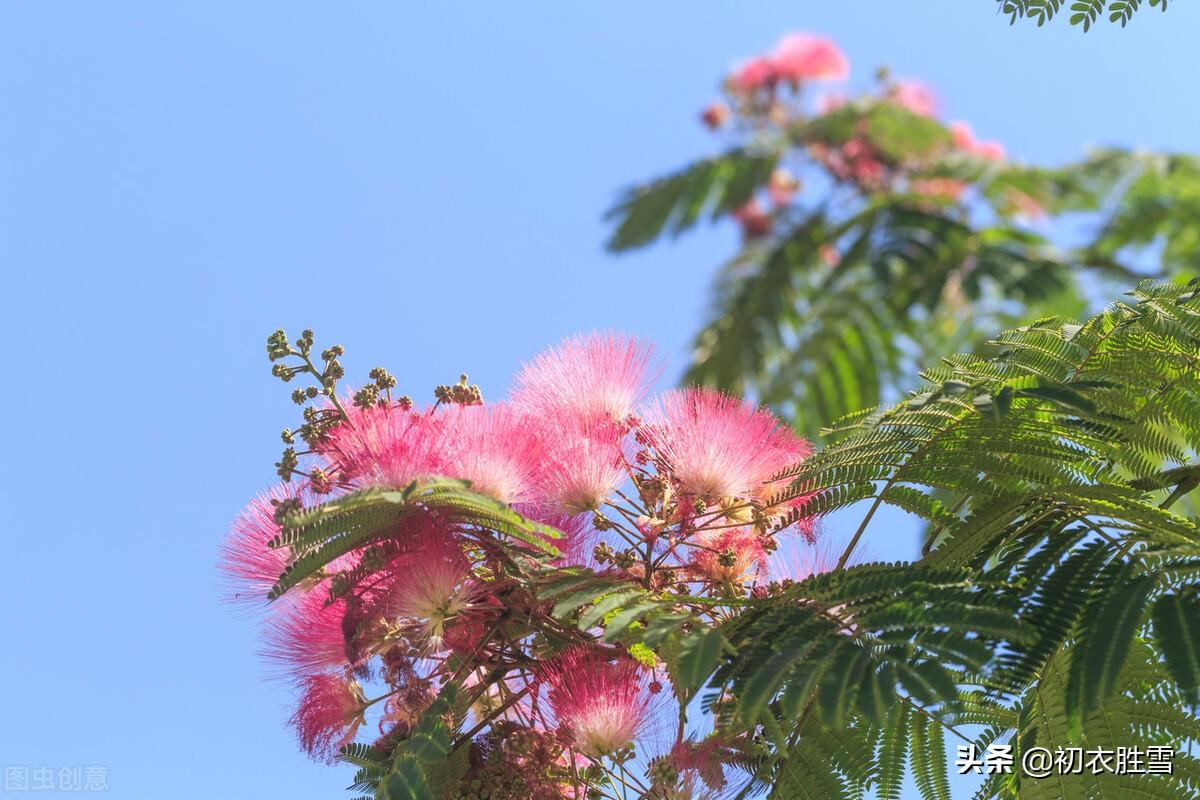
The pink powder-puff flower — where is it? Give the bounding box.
[539,646,652,757]
[767,537,840,585]
[512,332,656,427]
[816,91,848,114]
[641,387,807,502]
[220,485,302,607]
[317,401,443,488]
[770,32,849,83]
[949,121,1005,161]
[434,403,544,505]
[728,55,777,93]
[731,199,773,238]
[533,419,628,516]
[670,737,737,792]
[263,588,358,676]
[517,505,597,565]
[700,101,730,130]
[686,528,767,586]
[911,177,967,202]
[290,673,366,762]
[767,168,800,207]
[819,243,841,267]
[889,79,938,117]
[442,616,492,658]
[384,525,475,647]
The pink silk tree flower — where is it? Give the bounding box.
[317,401,443,488]
[700,101,730,130]
[686,528,768,586]
[949,121,1006,161]
[641,387,807,503]
[290,673,366,762]
[532,418,628,516]
[889,79,939,117]
[511,332,656,427]
[517,506,596,565]
[434,403,544,505]
[538,646,651,758]
[911,177,968,202]
[383,525,475,647]
[220,485,301,607]
[728,55,777,94]
[770,32,849,83]
[815,91,848,114]
[767,537,841,585]
[263,588,357,677]
[731,198,773,238]
[767,168,800,207]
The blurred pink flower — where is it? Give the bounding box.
[889,79,938,117]
[770,32,849,82]
[731,198,773,238]
[911,177,967,202]
[819,243,841,267]
[949,121,1006,161]
[700,101,730,130]
[815,91,848,114]
[768,168,800,207]
[728,56,777,93]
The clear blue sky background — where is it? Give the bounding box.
[3,3,1198,798]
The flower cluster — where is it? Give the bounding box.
[698,31,1033,241]
[224,330,821,798]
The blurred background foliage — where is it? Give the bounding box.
[608,67,1199,441]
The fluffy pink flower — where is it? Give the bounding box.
[220,485,299,607]
[264,588,357,676]
[911,177,967,202]
[317,402,442,488]
[686,528,767,586]
[816,91,848,114]
[519,507,597,565]
[819,243,841,267]
[889,79,938,117]
[435,403,543,505]
[770,32,849,83]
[731,199,772,238]
[768,168,800,207]
[949,121,1005,161]
[290,673,365,762]
[512,332,655,427]
[641,388,808,502]
[533,419,628,515]
[728,55,776,93]
[767,538,839,584]
[700,101,730,130]
[384,524,474,646]
[670,737,734,792]
[539,647,651,757]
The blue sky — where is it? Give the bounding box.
[2,3,1197,798]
